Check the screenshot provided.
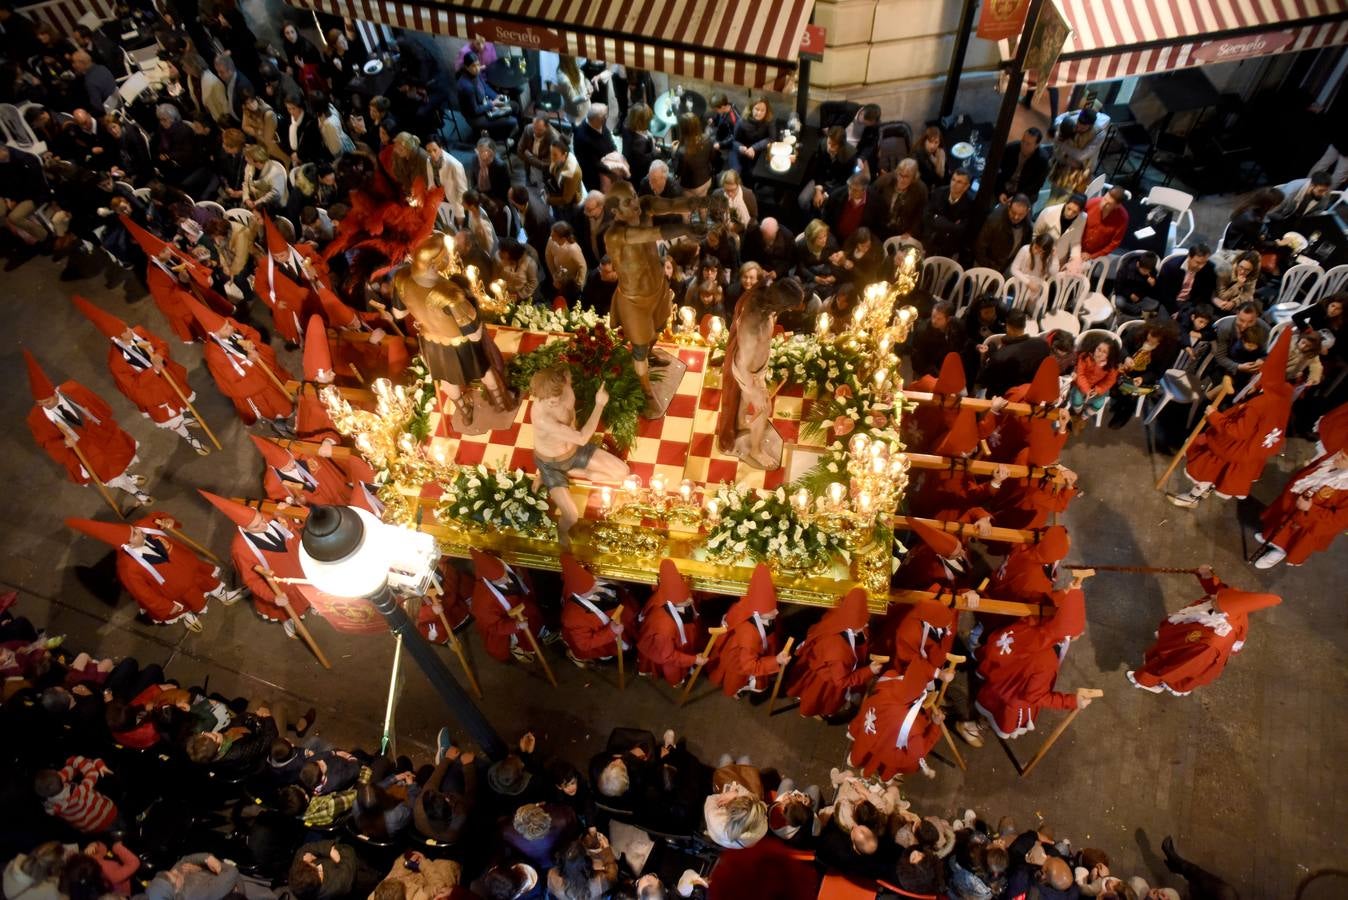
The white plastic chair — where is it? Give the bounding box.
[1077,257,1114,327]
[1074,328,1125,425]
[1267,263,1325,325]
[1309,263,1348,304]
[224,207,256,229]
[1046,271,1091,316]
[1007,273,1049,318]
[1215,221,1231,252]
[918,255,963,305]
[1143,185,1195,250]
[1329,190,1344,212]
[0,103,46,155]
[1084,173,1107,199]
[958,267,1006,316]
[195,200,226,220]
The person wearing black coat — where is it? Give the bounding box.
[573,107,617,192]
[972,196,1032,274]
[732,98,775,175]
[1108,320,1179,427]
[467,138,512,210]
[742,218,796,281]
[995,128,1050,204]
[909,301,968,378]
[620,114,658,186]
[800,126,858,212]
[978,315,1074,397]
[1155,244,1217,315]
[588,727,657,819]
[922,170,976,260]
[455,53,517,143]
[278,97,326,165]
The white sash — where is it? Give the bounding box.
[752,614,769,652]
[121,528,169,585]
[483,577,515,613]
[43,395,102,436]
[265,252,305,341]
[844,629,858,664]
[212,334,252,377]
[239,521,293,572]
[665,602,687,645]
[112,336,154,370]
[574,589,628,650]
[896,690,929,750]
[277,462,318,491]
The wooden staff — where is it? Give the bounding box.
[248,347,297,403]
[1019,688,1103,778]
[900,389,1071,421]
[158,522,222,566]
[509,603,557,687]
[906,453,1074,485]
[348,363,365,385]
[926,652,967,771]
[679,626,726,706]
[154,361,223,450]
[425,585,482,699]
[58,423,124,520]
[896,516,1042,545]
[278,438,356,459]
[765,636,795,716]
[255,567,332,669]
[1061,564,1201,576]
[1155,376,1233,490]
[368,301,405,337]
[612,606,626,691]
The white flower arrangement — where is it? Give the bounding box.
[703,484,850,570]
[501,300,601,334]
[438,464,557,537]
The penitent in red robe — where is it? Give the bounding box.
[261,457,351,507]
[974,589,1085,739]
[201,325,294,423]
[1257,454,1348,566]
[231,520,313,622]
[115,516,221,622]
[104,328,191,423]
[471,566,546,662]
[28,383,138,485]
[636,604,704,686]
[846,659,941,780]
[784,587,874,718]
[561,590,640,660]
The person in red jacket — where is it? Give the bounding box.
[1079,188,1128,260]
[707,563,790,698]
[71,296,208,456]
[25,350,151,507]
[66,515,242,630]
[959,575,1094,746]
[559,552,639,667]
[1068,332,1121,422]
[1127,567,1280,695]
[469,548,548,663]
[784,586,878,719]
[846,658,944,781]
[895,517,987,592]
[636,559,707,686]
[119,214,222,343]
[254,215,313,348]
[1254,404,1348,569]
[182,293,296,432]
[1169,328,1295,508]
[249,434,350,507]
[200,490,312,636]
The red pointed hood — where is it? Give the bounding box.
[906,517,962,559]
[643,558,692,618]
[24,349,55,401]
[317,289,358,328]
[1216,588,1281,619]
[805,586,871,643]
[933,407,980,457]
[66,517,134,547]
[119,214,173,259]
[1258,326,1294,398]
[878,658,939,700]
[72,295,130,339]
[181,291,230,334]
[199,489,260,528]
[933,352,966,395]
[1317,402,1348,455]
[560,552,596,597]
[911,597,958,633]
[724,563,777,627]
[303,316,334,382]
[471,548,506,581]
[1028,525,1070,564]
[249,434,295,470]
[264,213,290,257]
[1023,357,1062,405]
[1044,586,1086,641]
[1015,418,1064,468]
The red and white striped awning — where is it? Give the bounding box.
[1049,0,1348,86]
[17,0,116,37]
[286,0,815,90]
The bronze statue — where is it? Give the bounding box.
[603,181,721,417]
[394,232,513,425]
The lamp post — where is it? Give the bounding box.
[298,505,508,760]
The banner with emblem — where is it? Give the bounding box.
[305,590,388,634]
[977,0,1031,41]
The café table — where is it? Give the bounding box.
[1120,193,1173,257]
[751,125,820,190]
[485,57,528,95]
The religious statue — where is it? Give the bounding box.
[529,364,631,550]
[394,232,514,425]
[603,181,723,417]
[716,278,805,471]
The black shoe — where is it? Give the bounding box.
[1161,835,1180,871]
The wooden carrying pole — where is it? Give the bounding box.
[1019,689,1103,777]
[60,424,124,520]
[160,524,222,566]
[897,516,1043,545]
[1156,377,1233,490]
[679,626,726,706]
[426,585,482,699]
[765,636,796,716]
[906,452,1074,485]
[154,364,223,451]
[928,652,967,771]
[509,603,558,687]
[254,355,297,403]
[256,567,332,669]
[901,390,1070,421]
[612,605,626,690]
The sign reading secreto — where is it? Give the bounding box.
[1191,30,1295,64]
[471,18,565,53]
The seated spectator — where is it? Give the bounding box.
[1069,333,1121,421]
[299,749,364,796]
[794,219,840,299]
[501,802,579,871]
[353,771,414,841]
[1212,311,1268,394]
[497,240,541,305]
[588,727,656,817]
[1113,251,1160,319]
[1176,303,1217,369]
[184,708,278,775]
[456,52,517,143]
[700,224,739,281]
[1286,330,1324,387]
[979,314,1075,397]
[1292,291,1345,372]
[142,854,237,900]
[1223,188,1283,251]
[1011,232,1059,310]
[1108,321,1179,427]
[546,759,595,828]
[1080,187,1129,260]
[1214,250,1261,313]
[731,98,774,176]
[815,799,897,880]
[743,217,795,281]
[868,157,927,241]
[712,169,758,236]
[0,144,52,255]
[922,168,976,260]
[768,782,820,847]
[546,830,618,900]
[910,300,967,378]
[703,757,768,849]
[800,126,856,213]
[996,127,1050,205]
[1157,244,1216,316]
[3,841,68,900]
[824,172,871,244]
[371,851,461,900]
[915,124,948,189]
[288,842,355,900]
[34,756,118,834]
[973,194,1032,274]
[1267,169,1333,228]
[834,226,884,288]
[1033,192,1086,273]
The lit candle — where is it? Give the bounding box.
[857,490,874,513]
[679,479,694,502]
[373,379,391,400]
[397,433,416,455]
[705,498,721,520]
[827,482,845,506]
[889,456,907,477]
[431,443,447,464]
[709,316,725,340]
[873,368,888,389]
[793,487,810,512]
[816,312,830,335]
[394,385,407,404]
[852,306,866,326]
[849,433,870,457]
[649,473,666,495]
[599,486,612,509]
[465,265,479,287]
[899,306,916,323]
[354,434,373,454]
[871,441,888,461]
[679,306,696,330]
[622,474,640,493]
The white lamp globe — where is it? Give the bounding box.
[299,506,393,599]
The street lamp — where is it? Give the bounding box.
[298,505,507,760]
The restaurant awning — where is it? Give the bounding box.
[286,0,815,89]
[1047,0,1348,86]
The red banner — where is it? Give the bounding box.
[977,0,1031,41]
[470,18,565,53]
[799,24,827,58]
[306,591,388,635]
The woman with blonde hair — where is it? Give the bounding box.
[242,144,288,212]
